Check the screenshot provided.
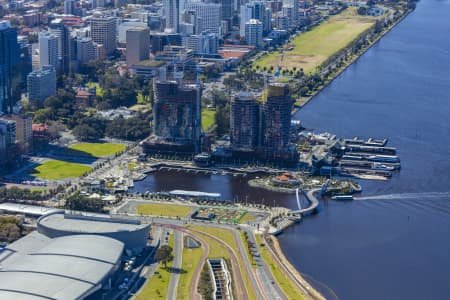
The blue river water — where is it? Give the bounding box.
[278,0,450,299]
[132,1,450,298]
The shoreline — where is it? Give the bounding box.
[276,9,415,299]
[263,233,326,300]
[293,8,414,114]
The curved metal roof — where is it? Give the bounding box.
[0,234,124,300]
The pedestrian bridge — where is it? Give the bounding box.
[290,180,329,215]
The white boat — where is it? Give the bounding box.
[372,163,395,171]
[368,155,400,163]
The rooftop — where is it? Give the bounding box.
[169,190,221,198]
[132,60,166,67]
[0,203,62,217]
[38,212,146,234]
[0,233,124,300]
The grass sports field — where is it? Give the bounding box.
[201,109,216,131]
[253,8,377,73]
[68,143,126,157]
[30,160,92,180]
[137,203,193,217]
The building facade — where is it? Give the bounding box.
[90,15,117,55]
[230,92,259,150]
[245,19,263,48]
[152,80,201,151]
[184,1,222,36]
[126,27,150,65]
[163,0,180,32]
[0,118,16,164]
[0,114,32,153]
[0,21,20,114]
[27,66,57,104]
[39,31,59,69]
[49,19,71,74]
[260,83,293,152]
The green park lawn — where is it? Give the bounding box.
[201,109,216,131]
[253,7,376,73]
[137,203,193,217]
[239,212,257,224]
[30,160,92,180]
[68,143,126,157]
[189,226,257,300]
[176,243,204,299]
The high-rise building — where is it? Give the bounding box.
[182,31,219,55]
[260,83,293,152]
[126,27,150,65]
[0,118,16,163]
[230,92,259,150]
[92,0,105,8]
[75,37,104,64]
[282,0,299,25]
[245,19,263,48]
[152,81,201,151]
[211,0,232,26]
[39,31,59,69]
[90,15,117,55]
[163,0,180,32]
[240,1,265,37]
[17,36,33,90]
[64,0,75,14]
[1,114,32,153]
[118,21,147,44]
[0,21,20,114]
[184,1,222,36]
[27,66,57,104]
[49,19,71,73]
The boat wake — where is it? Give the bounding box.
[354,192,450,201]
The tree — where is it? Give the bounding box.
[155,245,174,268]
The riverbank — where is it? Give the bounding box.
[293,7,414,111]
[263,234,325,300]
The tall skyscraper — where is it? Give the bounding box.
[64,0,75,14]
[184,1,222,35]
[126,27,150,65]
[230,92,259,150]
[245,19,263,47]
[49,19,70,74]
[0,21,20,114]
[0,118,16,163]
[90,15,117,55]
[153,81,202,151]
[39,31,59,69]
[260,83,293,152]
[282,0,299,25]
[240,1,265,37]
[27,65,57,104]
[163,0,180,32]
[17,36,32,89]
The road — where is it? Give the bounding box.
[242,228,287,300]
[185,226,250,300]
[167,229,183,300]
[231,229,270,300]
